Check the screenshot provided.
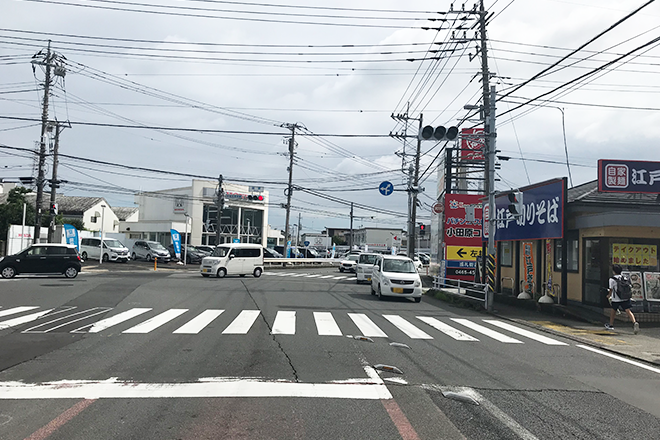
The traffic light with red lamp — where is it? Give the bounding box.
[419,224,426,236]
[50,203,58,216]
[507,191,523,217]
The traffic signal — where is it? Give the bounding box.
[419,125,459,142]
[50,203,58,215]
[507,191,523,217]
[246,195,264,202]
[419,224,426,235]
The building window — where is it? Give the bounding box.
[555,236,579,272]
[90,216,97,223]
[499,241,512,267]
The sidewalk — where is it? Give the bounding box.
[488,299,660,366]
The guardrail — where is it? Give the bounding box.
[432,275,487,305]
[264,258,338,267]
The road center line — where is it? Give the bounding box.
[576,344,660,374]
[24,398,95,440]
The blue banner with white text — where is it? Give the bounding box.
[598,159,660,194]
[63,224,79,251]
[170,229,182,259]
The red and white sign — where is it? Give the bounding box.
[432,202,443,214]
[460,128,485,161]
[444,194,483,246]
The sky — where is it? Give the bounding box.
[1,0,659,233]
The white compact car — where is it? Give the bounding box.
[339,254,359,273]
[371,255,422,302]
[200,243,264,278]
[356,253,379,284]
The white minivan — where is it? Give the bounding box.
[356,252,379,284]
[80,237,130,263]
[200,243,264,278]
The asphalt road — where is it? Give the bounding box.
[1,266,660,439]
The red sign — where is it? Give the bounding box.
[432,202,443,214]
[444,194,483,246]
[460,128,485,161]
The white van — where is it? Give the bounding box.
[200,243,264,278]
[80,237,130,263]
[356,252,379,284]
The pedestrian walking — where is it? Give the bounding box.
[605,264,639,334]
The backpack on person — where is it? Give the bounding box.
[612,274,633,300]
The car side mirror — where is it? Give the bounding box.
[229,254,235,259]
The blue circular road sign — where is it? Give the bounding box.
[379,181,394,196]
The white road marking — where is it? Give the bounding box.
[0,306,39,318]
[271,311,296,335]
[305,274,321,278]
[347,313,387,338]
[173,310,224,334]
[483,320,568,345]
[23,307,112,333]
[577,344,660,375]
[318,275,335,279]
[417,317,479,341]
[332,276,349,280]
[0,309,53,330]
[76,308,152,334]
[314,312,342,336]
[290,273,310,277]
[222,310,261,334]
[123,309,188,334]
[450,318,523,343]
[0,377,392,400]
[383,315,433,339]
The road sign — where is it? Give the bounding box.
[233,238,240,243]
[432,202,443,214]
[379,181,394,196]
[446,245,482,261]
[304,241,310,247]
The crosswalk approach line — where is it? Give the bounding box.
[383,315,433,339]
[450,318,523,343]
[0,306,39,318]
[314,312,342,336]
[78,308,152,333]
[271,311,296,335]
[222,310,261,334]
[417,316,479,341]
[0,309,53,330]
[173,310,224,334]
[123,309,189,334]
[482,320,568,345]
[348,313,388,338]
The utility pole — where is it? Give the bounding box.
[349,202,354,250]
[297,212,302,248]
[47,121,68,243]
[215,174,224,245]
[408,115,423,257]
[283,123,297,257]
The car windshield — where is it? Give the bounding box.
[359,254,377,264]
[104,239,124,248]
[347,255,359,262]
[383,259,417,273]
[148,242,166,251]
[212,246,230,257]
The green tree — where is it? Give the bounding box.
[0,187,35,240]
[62,218,85,231]
[332,235,346,245]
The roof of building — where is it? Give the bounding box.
[0,193,107,213]
[568,180,659,206]
[112,206,138,221]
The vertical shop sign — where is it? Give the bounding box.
[622,271,644,301]
[523,242,535,292]
[546,239,553,295]
[644,272,660,301]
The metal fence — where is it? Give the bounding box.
[432,275,487,305]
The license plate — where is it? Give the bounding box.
[202,268,209,273]
[367,277,371,281]
[392,287,404,293]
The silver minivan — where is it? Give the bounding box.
[80,237,130,263]
[356,252,379,284]
[200,243,264,278]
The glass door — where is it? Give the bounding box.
[583,239,605,306]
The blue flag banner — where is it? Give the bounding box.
[63,224,79,252]
[170,229,182,259]
[494,179,564,241]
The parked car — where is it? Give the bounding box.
[200,243,264,278]
[356,253,379,284]
[263,247,283,258]
[416,253,430,265]
[0,244,81,279]
[370,255,422,302]
[274,246,303,258]
[166,244,205,264]
[412,256,423,272]
[297,248,319,258]
[339,254,359,272]
[195,245,215,255]
[131,240,171,263]
[80,237,130,263]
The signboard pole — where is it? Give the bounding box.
[560,177,568,305]
[485,85,497,311]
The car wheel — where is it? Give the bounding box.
[146,254,153,262]
[64,266,79,278]
[370,282,375,295]
[132,252,137,260]
[377,284,384,301]
[414,297,421,303]
[253,268,263,278]
[217,268,227,278]
[339,267,344,272]
[239,274,246,277]
[102,253,109,262]
[81,252,88,260]
[1,266,17,279]
[201,273,210,278]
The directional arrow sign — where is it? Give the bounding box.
[446,246,482,261]
[456,248,467,259]
[379,181,394,196]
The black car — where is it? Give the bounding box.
[0,244,82,279]
[263,247,283,258]
[166,244,205,264]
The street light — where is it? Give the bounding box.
[99,204,106,264]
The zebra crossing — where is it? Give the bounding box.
[263,272,353,281]
[0,305,569,346]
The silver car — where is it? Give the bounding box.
[131,240,171,263]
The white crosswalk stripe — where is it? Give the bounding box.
[482,319,567,345]
[348,313,387,338]
[77,308,152,333]
[222,310,261,334]
[314,312,342,336]
[123,309,188,334]
[0,306,39,318]
[173,310,224,334]
[417,316,479,341]
[305,274,321,278]
[451,318,523,344]
[318,275,335,279]
[383,315,433,339]
[24,307,111,333]
[272,311,296,335]
[0,309,53,330]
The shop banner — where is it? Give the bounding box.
[598,159,660,194]
[170,229,182,260]
[493,179,564,241]
[644,272,660,301]
[523,242,535,292]
[444,194,483,246]
[622,271,644,301]
[612,243,657,267]
[63,224,79,252]
[459,128,485,161]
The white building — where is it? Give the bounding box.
[352,227,405,252]
[120,179,269,247]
